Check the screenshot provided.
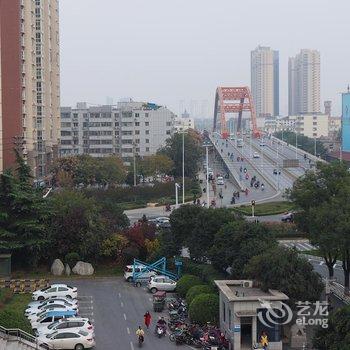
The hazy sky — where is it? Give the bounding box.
[60,0,349,118]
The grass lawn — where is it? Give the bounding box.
[0,292,32,333]
[232,201,294,216]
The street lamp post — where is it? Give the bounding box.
[295,122,298,160]
[203,142,211,208]
[314,137,317,157]
[182,131,185,204]
[175,183,180,209]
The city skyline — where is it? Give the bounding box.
[60,0,349,118]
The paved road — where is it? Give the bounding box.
[61,278,191,350]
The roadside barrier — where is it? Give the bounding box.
[0,279,49,294]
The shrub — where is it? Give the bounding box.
[65,252,80,267]
[186,285,214,305]
[176,274,202,297]
[183,259,225,286]
[189,293,219,325]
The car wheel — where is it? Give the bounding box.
[127,277,133,282]
[75,344,84,350]
[38,296,45,301]
[169,334,176,342]
[66,295,72,299]
[150,288,157,294]
[136,282,141,287]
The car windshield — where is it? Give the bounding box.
[48,321,59,330]
[46,331,58,339]
[40,286,51,292]
[79,330,88,336]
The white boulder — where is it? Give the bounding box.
[51,259,65,276]
[72,261,94,276]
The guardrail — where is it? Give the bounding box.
[0,325,52,349]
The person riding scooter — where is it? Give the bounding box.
[136,326,145,346]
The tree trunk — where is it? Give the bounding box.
[324,254,337,279]
[342,249,350,295]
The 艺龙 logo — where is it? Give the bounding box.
[257,299,293,328]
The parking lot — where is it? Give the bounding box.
[66,278,192,350]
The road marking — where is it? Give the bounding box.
[121,301,124,308]
[118,292,121,298]
[123,313,127,320]
[127,327,130,335]
[149,297,152,302]
[130,341,134,350]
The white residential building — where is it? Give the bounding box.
[60,101,176,163]
[174,110,195,132]
[251,46,279,118]
[289,49,321,115]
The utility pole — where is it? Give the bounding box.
[203,142,211,208]
[182,131,185,204]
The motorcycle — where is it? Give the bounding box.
[165,204,171,212]
[155,325,166,338]
[138,335,144,347]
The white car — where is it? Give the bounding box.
[253,152,260,158]
[148,275,177,293]
[156,217,170,225]
[28,306,77,323]
[124,265,156,282]
[28,297,78,309]
[33,284,78,301]
[25,300,78,317]
[38,330,95,350]
[259,141,266,146]
[31,310,77,331]
[216,176,224,185]
[37,318,94,337]
[208,168,214,178]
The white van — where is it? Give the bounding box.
[217,176,224,185]
[124,265,156,282]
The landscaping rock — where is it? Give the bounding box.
[65,263,71,276]
[51,259,64,276]
[72,261,94,276]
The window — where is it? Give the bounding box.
[166,122,172,126]
[135,113,140,118]
[229,309,231,328]
[145,122,149,126]
[166,130,171,135]
[145,130,149,135]
[145,113,149,118]
[61,131,71,136]
[135,130,140,135]
[47,288,56,293]
[145,139,149,143]
[313,122,317,125]
[56,323,67,329]
[222,301,226,322]
[146,147,150,152]
[135,122,140,126]
[58,287,68,292]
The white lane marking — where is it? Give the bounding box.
[121,301,124,308]
[123,313,127,320]
[130,341,134,350]
[319,261,324,265]
[118,293,121,298]
[127,327,130,335]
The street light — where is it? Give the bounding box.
[182,131,185,204]
[175,183,181,209]
[203,141,212,208]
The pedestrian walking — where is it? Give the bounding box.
[144,311,152,329]
[245,188,249,196]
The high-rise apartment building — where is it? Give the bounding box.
[251,46,279,118]
[288,49,320,115]
[60,101,175,163]
[0,0,60,178]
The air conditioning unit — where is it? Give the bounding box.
[242,280,253,288]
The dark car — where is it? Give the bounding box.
[273,169,281,175]
[281,212,294,223]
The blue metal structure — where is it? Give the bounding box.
[132,257,179,282]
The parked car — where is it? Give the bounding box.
[26,300,78,317]
[259,141,266,146]
[155,217,170,225]
[148,275,177,293]
[28,305,78,322]
[216,176,224,185]
[31,310,77,332]
[38,329,95,350]
[37,318,94,337]
[28,297,78,309]
[273,169,281,175]
[124,265,156,282]
[281,212,294,223]
[253,152,260,158]
[32,284,78,301]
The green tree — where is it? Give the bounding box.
[48,190,106,260]
[244,246,323,306]
[169,204,204,251]
[186,285,214,305]
[187,208,237,261]
[138,154,174,177]
[313,305,350,350]
[289,161,350,288]
[189,294,219,325]
[209,221,277,276]
[0,153,50,267]
[274,131,327,157]
[176,274,203,297]
[101,234,129,263]
[158,130,203,178]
